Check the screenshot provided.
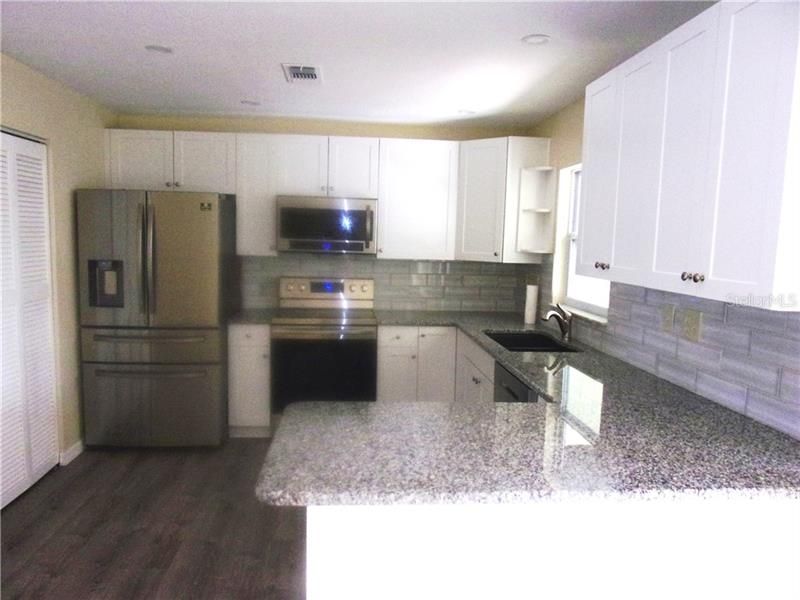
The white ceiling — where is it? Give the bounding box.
[1,1,713,128]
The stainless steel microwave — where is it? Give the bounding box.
[276,196,377,254]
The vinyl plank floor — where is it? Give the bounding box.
[1,439,305,600]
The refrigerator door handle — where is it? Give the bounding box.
[140,202,148,314]
[147,204,156,314]
[92,334,208,344]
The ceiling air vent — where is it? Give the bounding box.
[282,64,321,83]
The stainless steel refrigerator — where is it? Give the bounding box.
[76,190,238,446]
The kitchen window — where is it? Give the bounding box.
[555,164,609,319]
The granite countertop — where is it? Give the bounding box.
[253,310,800,506]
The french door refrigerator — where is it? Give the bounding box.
[76,190,238,446]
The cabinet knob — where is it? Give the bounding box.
[681,272,691,281]
[379,248,383,253]
[692,273,705,283]
[320,185,326,191]
[395,335,401,340]
[604,263,610,270]
[245,333,252,338]
[472,376,482,385]
[411,355,417,360]
[595,261,601,269]
[174,181,181,187]
[165,181,173,187]
[420,334,426,338]
[329,186,335,192]
[493,252,498,257]
[262,353,268,359]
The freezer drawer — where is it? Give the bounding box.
[82,363,224,446]
[81,327,222,364]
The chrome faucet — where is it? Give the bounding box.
[542,303,573,342]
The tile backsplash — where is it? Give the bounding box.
[569,283,800,440]
[240,255,542,312]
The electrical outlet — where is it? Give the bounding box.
[680,309,702,342]
[660,305,676,332]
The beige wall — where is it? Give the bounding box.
[528,98,585,169]
[116,113,526,141]
[1,53,117,453]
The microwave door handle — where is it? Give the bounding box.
[365,205,373,249]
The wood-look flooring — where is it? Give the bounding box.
[1,439,305,600]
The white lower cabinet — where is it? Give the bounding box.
[228,324,271,437]
[377,326,456,403]
[455,330,494,405]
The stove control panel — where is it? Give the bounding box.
[279,278,374,301]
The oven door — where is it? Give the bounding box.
[271,325,377,412]
[276,196,376,254]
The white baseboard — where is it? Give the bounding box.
[229,425,271,439]
[59,440,84,465]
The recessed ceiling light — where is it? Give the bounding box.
[144,44,173,54]
[458,109,476,116]
[240,99,261,106]
[521,34,551,46]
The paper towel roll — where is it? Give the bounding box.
[524,285,539,325]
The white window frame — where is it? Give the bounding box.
[552,163,609,321]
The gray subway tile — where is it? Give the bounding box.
[390,299,425,310]
[630,302,662,328]
[656,356,697,391]
[611,283,647,302]
[423,298,462,311]
[645,288,682,306]
[461,298,497,311]
[603,338,658,373]
[389,274,413,286]
[719,349,780,395]
[676,339,721,370]
[608,298,632,322]
[497,276,519,288]
[643,329,678,356]
[409,274,428,286]
[608,322,645,345]
[416,286,444,298]
[413,261,446,274]
[446,262,483,274]
[786,313,800,340]
[674,295,726,319]
[696,371,747,413]
[479,287,515,299]
[445,286,479,298]
[463,275,500,287]
[779,368,800,405]
[725,304,788,333]
[746,389,800,439]
[749,331,800,369]
[700,318,750,349]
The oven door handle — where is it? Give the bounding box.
[271,326,377,341]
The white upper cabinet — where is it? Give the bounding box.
[456,138,507,262]
[576,71,620,278]
[106,129,174,191]
[377,138,458,260]
[579,0,800,309]
[270,134,329,196]
[610,46,666,286]
[697,0,800,304]
[651,7,720,293]
[173,131,236,193]
[236,134,277,256]
[456,137,551,264]
[328,136,379,198]
[106,129,236,193]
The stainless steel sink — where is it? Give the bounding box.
[483,330,580,353]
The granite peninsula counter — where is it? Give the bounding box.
[253,311,800,506]
[248,310,800,599]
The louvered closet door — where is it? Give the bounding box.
[1,132,58,509]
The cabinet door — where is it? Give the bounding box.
[417,327,456,402]
[377,346,419,403]
[650,6,720,293]
[328,137,379,198]
[575,72,620,278]
[609,48,667,286]
[107,129,173,190]
[697,0,798,299]
[236,134,277,256]
[377,139,458,260]
[457,357,491,406]
[228,342,270,428]
[269,135,329,196]
[173,132,236,193]
[455,138,507,262]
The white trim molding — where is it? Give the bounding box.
[59,441,84,466]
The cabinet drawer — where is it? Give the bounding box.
[457,330,494,382]
[378,326,419,348]
[229,324,270,348]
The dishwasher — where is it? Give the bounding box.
[494,362,537,403]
